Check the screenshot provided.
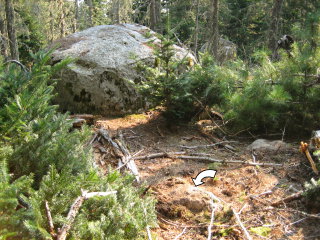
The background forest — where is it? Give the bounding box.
[0,0,319,239]
[1,0,319,132]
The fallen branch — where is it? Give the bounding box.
[56,190,117,240]
[178,155,283,167]
[289,213,320,226]
[207,199,217,240]
[193,188,222,240]
[45,201,56,239]
[266,206,320,219]
[134,152,282,166]
[89,132,98,145]
[174,227,187,240]
[146,226,152,240]
[232,208,252,240]
[300,142,319,175]
[133,152,186,160]
[271,190,304,207]
[98,129,140,182]
[178,141,237,149]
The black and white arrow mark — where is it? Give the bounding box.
[192,169,217,187]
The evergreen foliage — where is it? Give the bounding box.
[0,51,89,185]
[225,10,320,133]
[16,5,46,64]
[0,51,156,239]
[138,9,319,134]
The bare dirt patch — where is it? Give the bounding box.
[92,111,320,240]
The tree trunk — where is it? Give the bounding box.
[116,0,121,23]
[150,0,156,31]
[150,0,161,32]
[193,0,200,54]
[58,0,66,38]
[268,0,283,57]
[87,0,93,27]
[0,3,7,59]
[74,0,79,32]
[211,0,219,60]
[155,0,161,32]
[49,1,54,42]
[5,0,19,60]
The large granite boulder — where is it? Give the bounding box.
[51,24,195,115]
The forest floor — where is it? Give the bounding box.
[91,110,320,240]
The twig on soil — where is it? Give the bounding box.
[266,207,320,219]
[194,188,253,240]
[116,149,143,170]
[134,152,282,167]
[193,188,222,240]
[289,213,320,226]
[159,215,237,229]
[178,155,283,167]
[133,152,186,160]
[251,153,258,175]
[238,203,248,215]
[271,190,303,207]
[173,227,188,240]
[207,199,217,240]
[249,190,273,200]
[178,141,237,149]
[146,226,152,240]
[232,207,253,240]
[115,149,143,171]
[89,132,98,145]
[157,125,165,137]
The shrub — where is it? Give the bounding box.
[0,50,156,239]
[138,12,320,135]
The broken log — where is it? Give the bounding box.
[271,191,304,207]
[98,129,140,182]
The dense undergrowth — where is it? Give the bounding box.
[0,51,156,240]
[138,13,320,135]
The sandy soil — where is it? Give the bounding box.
[91,111,320,240]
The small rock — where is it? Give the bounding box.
[247,139,287,152]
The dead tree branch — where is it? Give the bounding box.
[133,152,186,160]
[232,207,252,240]
[133,152,282,167]
[45,201,56,239]
[173,227,187,240]
[271,190,304,207]
[178,155,282,167]
[4,60,28,72]
[98,128,140,182]
[56,190,117,240]
[178,141,237,149]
